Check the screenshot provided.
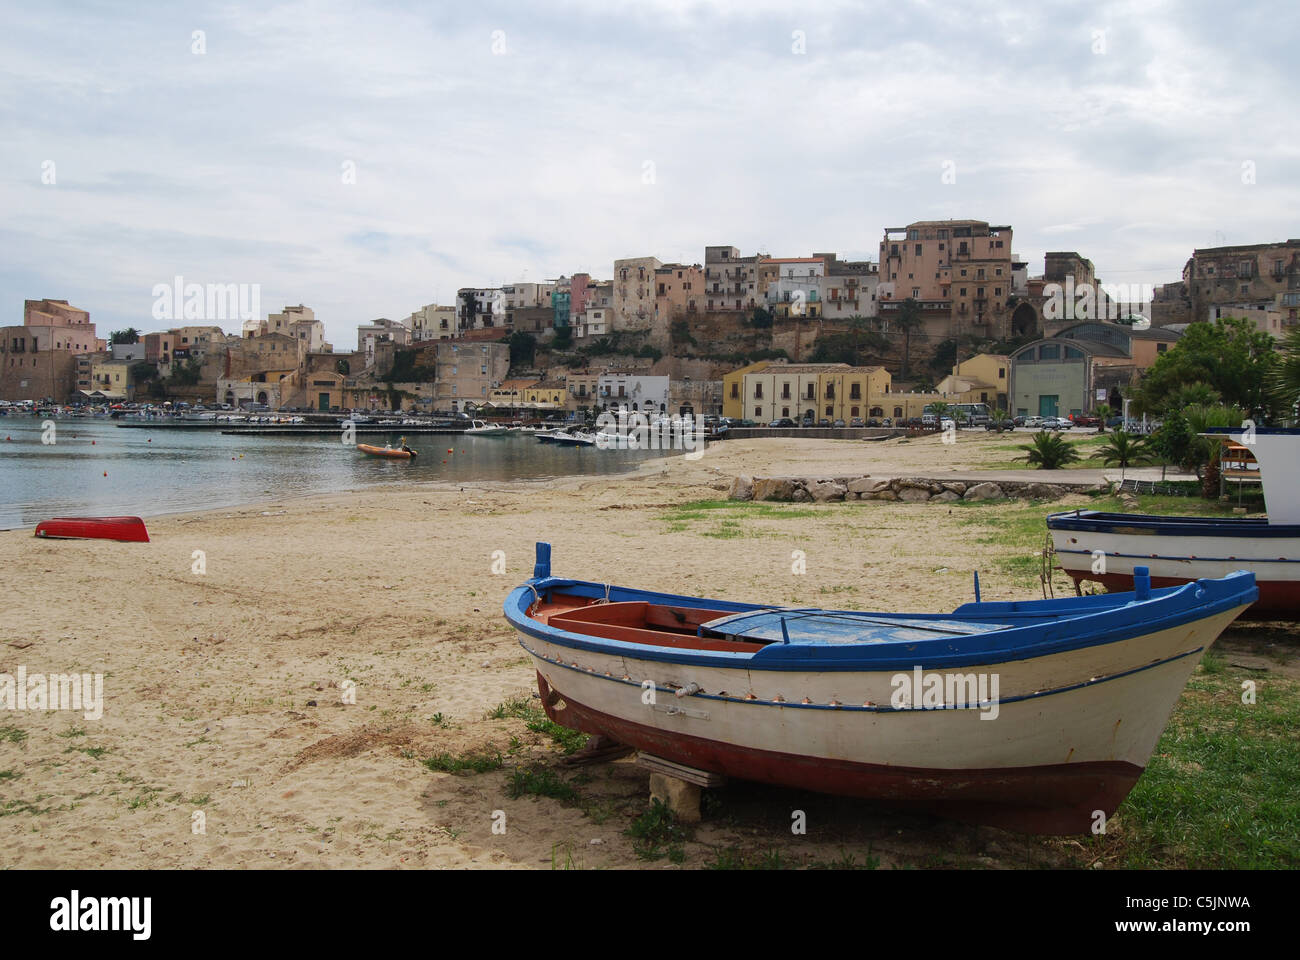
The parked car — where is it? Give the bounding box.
[833,419,846,428]
[1071,414,1101,428]
[985,418,1017,432]
[817,418,831,427]
[769,418,797,428]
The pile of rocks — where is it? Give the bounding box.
[728,474,1105,503]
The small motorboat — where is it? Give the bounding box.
[462,419,510,437]
[356,442,416,459]
[35,517,150,542]
[505,542,1256,834]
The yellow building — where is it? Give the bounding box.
[935,353,1009,409]
[742,363,849,422]
[722,360,777,419]
[489,378,539,406]
[523,381,566,408]
[818,366,892,421]
[88,357,132,400]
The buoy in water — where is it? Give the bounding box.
[103,471,107,477]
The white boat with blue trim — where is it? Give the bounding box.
[505,543,1256,834]
[1048,427,1300,617]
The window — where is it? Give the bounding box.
[781,382,790,399]
[730,383,738,398]
[937,229,948,240]
[960,288,967,296]
[806,384,816,400]
[914,244,922,256]
[755,406,762,417]
[850,384,861,399]
[1156,342,1168,353]
[826,405,833,416]
[754,383,763,399]
[826,384,835,399]
[1039,345,1060,360]
[908,229,918,240]
[782,407,790,417]
[998,367,1006,378]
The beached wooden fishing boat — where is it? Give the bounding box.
[356,442,415,459]
[1048,428,1299,617]
[34,516,150,542]
[505,543,1256,833]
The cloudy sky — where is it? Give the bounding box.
[2,0,1297,346]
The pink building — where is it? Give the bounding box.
[0,300,99,401]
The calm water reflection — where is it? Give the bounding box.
[0,418,674,528]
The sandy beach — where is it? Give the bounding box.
[0,433,1286,869]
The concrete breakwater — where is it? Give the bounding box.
[728,474,1108,503]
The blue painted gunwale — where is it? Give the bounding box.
[1047,510,1300,539]
[503,571,1257,673]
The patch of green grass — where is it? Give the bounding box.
[490,695,588,754]
[705,845,786,869]
[662,500,821,538]
[430,712,450,728]
[1115,670,1300,868]
[626,799,691,861]
[551,841,583,869]
[422,749,504,775]
[0,795,56,817]
[0,770,19,782]
[507,766,579,802]
[56,726,86,739]
[66,745,108,759]
[0,724,28,745]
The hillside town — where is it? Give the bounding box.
[4,225,1298,423]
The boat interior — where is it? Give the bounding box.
[527,591,1014,652]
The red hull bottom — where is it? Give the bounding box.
[536,673,1140,835]
[1064,571,1295,619]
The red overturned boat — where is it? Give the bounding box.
[34,516,150,543]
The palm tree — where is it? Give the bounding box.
[1021,431,1081,470]
[1093,403,1113,433]
[1269,325,1300,424]
[895,298,924,380]
[1090,430,1150,468]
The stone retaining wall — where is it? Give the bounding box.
[728,474,1107,503]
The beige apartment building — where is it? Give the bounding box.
[1183,240,1300,323]
[704,246,761,312]
[408,304,458,341]
[878,220,1016,340]
[433,340,509,412]
[613,257,662,332]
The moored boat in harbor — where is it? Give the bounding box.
[505,542,1256,833]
